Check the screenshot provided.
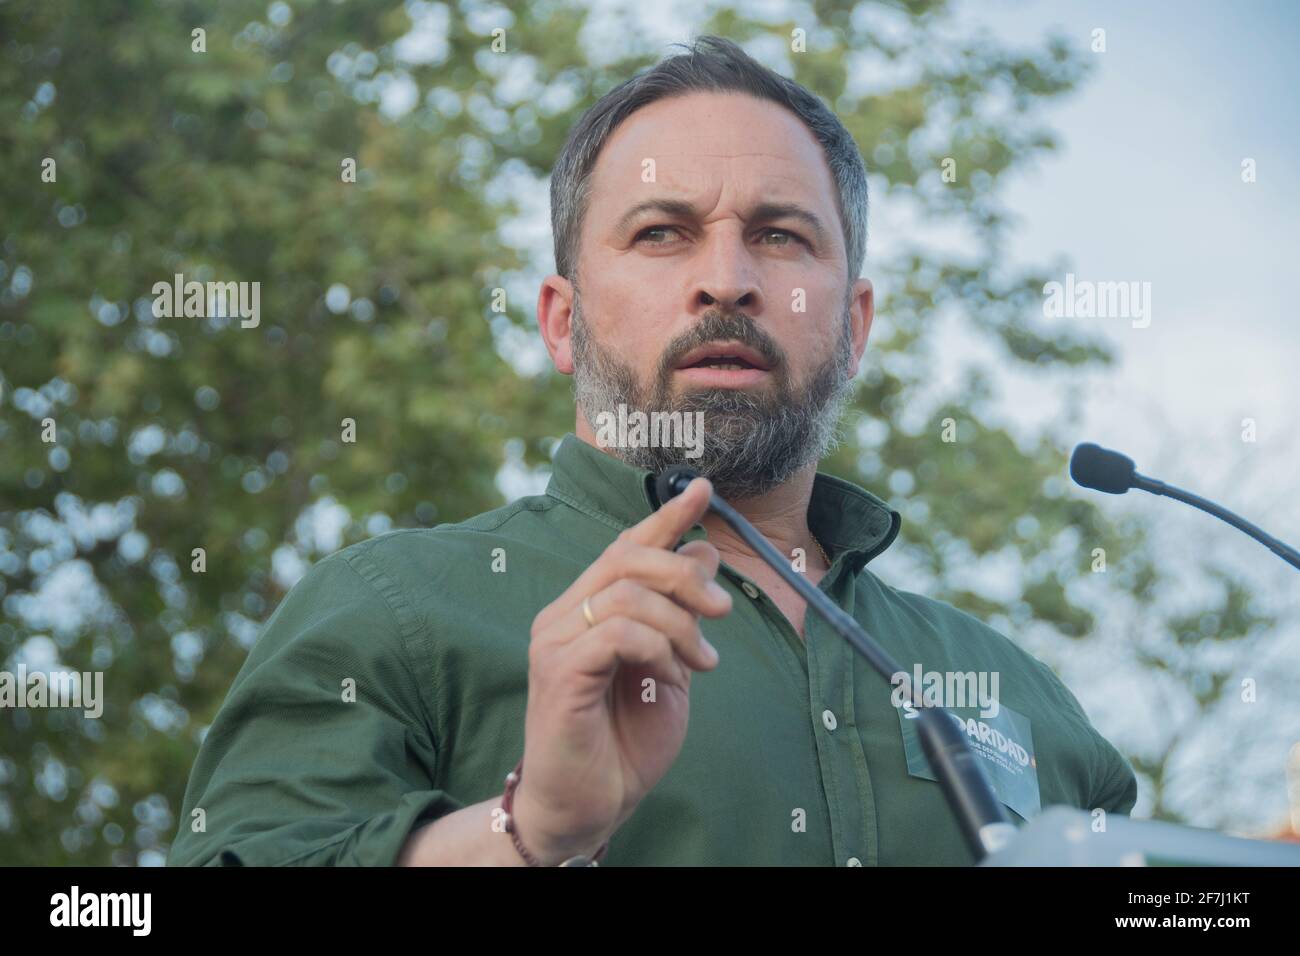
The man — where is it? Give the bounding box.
[169,36,1136,867]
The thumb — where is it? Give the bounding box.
[623,476,713,550]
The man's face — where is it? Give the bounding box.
[541,91,873,498]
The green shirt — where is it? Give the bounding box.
[169,433,1137,866]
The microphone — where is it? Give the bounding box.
[1069,442,1300,571]
[654,464,701,507]
[1069,442,1136,494]
[654,466,1017,861]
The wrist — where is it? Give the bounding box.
[502,760,611,866]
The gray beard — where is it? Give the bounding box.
[570,291,856,500]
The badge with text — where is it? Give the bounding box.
[896,702,1041,821]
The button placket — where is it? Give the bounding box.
[804,569,879,868]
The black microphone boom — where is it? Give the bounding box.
[654,466,1017,861]
[1069,442,1300,571]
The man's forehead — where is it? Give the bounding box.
[587,92,836,216]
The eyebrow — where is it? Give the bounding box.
[614,198,832,248]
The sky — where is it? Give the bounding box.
[962,0,1300,490]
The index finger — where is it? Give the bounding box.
[622,476,713,550]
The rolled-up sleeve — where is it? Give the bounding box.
[168,548,462,866]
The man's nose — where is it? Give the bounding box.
[690,231,763,313]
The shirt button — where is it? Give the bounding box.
[741,582,759,599]
[846,857,862,867]
[821,709,838,731]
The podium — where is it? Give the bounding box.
[979,805,1300,866]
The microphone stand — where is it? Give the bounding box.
[1133,474,1300,571]
[1070,443,1300,571]
[656,468,1019,861]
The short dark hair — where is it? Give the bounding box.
[549,35,869,286]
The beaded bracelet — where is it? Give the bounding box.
[500,757,609,866]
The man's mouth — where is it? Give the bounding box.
[671,341,775,389]
[674,342,772,372]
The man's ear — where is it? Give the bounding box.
[848,277,874,375]
[537,274,576,375]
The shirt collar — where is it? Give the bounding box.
[544,433,901,573]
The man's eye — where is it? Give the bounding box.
[635,226,681,244]
[759,229,800,246]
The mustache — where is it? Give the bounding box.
[655,311,784,380]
